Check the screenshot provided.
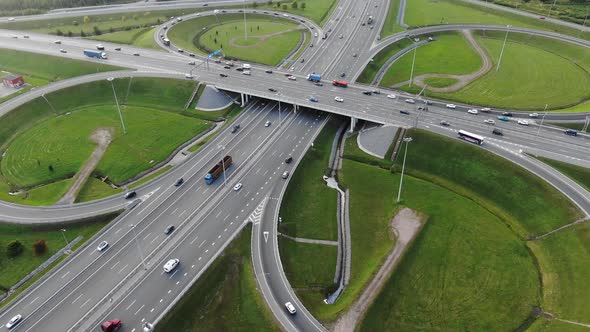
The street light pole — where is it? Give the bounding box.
[537,104,549,136]
[409,45,417,87]
[107,77,127,135]
[60,229,69,249]
[496,25,511,72]
[130,224,148,270]
[547,0,558,19]
[41,94,58,114]
[396,137,413,203]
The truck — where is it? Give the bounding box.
[163,38,170,46]
[84,49,107,59]
[306,74,321,82]
[367,15,374,24]
[332,80,348,88]
[101,319,122,332]
[204,155,233,185]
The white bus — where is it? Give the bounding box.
[458,130,484,145]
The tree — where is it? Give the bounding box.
[301,3,306,10]
[33,240,47,256]
[6,240,23,257]
[252,1,258,7]
[214,37,217,44]
[268,0,273,5]
[292,1,298,9]
[56,29,63,36]
[67,31,73,37]
[83,16,90,24]
[72,20,78,26]
[283,4,288,10]
[109,27,114,33]
[93,26,101,35]
[48,164,54,172]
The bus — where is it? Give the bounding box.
[332,80,348,88]
[458,130,484,145]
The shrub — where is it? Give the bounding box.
[6,240,24,257]
[33,240,48,256]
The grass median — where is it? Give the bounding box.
[536,157,590,193]
[89,27,161,50]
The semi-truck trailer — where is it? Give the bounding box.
[306,74,321,82]
[101,319,122,332]
[84,49,108,59]
[205,155,233,185]
[332,80,348,87]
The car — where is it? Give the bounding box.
[164,225,175,235]
[175,178,184,187]
[133,52,140,56]
[400,110,410,115]
[314,32,318,37]
[231,124,240,133]
[285,302,296,315]
[480,107,492,113]
[282,171,290,179]
[309,44,314,48]
[362,22,366,26]
[185,73,194,79]
[467,109,478,115]
[11,35,17,39]
[220,73,228,78]
[236,67,245,72]
[428,36,434,41]
[60,49,67,53]
[565,129,578,136]
[54,40,61,44]
[340,72,346,78]
[7,17,15,21]
[300,58,305,63]
[387,94,396,99]
[223,65,231,69]
[334,96,344,102]
[502,112,513,117]
[424,100,433,105]
[285,157,293,164]
[497,116,509,121]
[492,128,503,136]
[539,16,546,20]
[309,97,319,102]
[5,314,22,329]
[114,47,121,51]
[363,91,372,96]
[268,88,277,92]
[97,241,109,252]
[265,70,273,74]
[163,26,168,30]
[352,53,357,57]
[440,120,450,126]
[188,61,195,65]
[265,120,271,127]
[315,82,323,87]
[163,258,180,273]
[339,34,344,39]
[233,183,243,191]
[177,17,183,22]
[189,53,196,57]
[405,99,415,104]
[287,75,296,81]
[529,113,539,118]
[242,70,251,75]
[484,119,495,125]
[517,119,529,126]
[124,191,137,199]
[372,90,381,95]
[177,48,184,53]
[96,44,105,50]
[446,104,457,109]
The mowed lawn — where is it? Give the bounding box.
[380,32,482,87]
[89,27,161,50]
[158,225,279,331]
[352,162,539,331]
[538,157,590,193]
[1,105,209,187]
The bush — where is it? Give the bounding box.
[6,240,24,257]
[33,239,48,256]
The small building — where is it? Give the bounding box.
[2,74,25,88]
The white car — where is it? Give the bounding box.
[404,99,415,104]
[446,104,457,109]
[265,120,271,127]
[242,70,251,75]
[314,32,318,37]
[285,302,296,315]
[96,44,104,50]
[287,75,296,81]
[484,119,495,125]
[184,73,194,79]
[54,40,62,44]
[518,119,529,126]
[334,96,344,102]
[529,113,539,118]
[233,183,242,191]
[163,258,180,273]
[467,109,478,115]
[387,94,397,99]
[188,61,195,65]
[97,241,109,252]
[480,107,492,112]
[5,314,22,329]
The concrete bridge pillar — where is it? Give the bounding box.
[350,117,357,133]
[294,104,299,113]
[240,93,245,107]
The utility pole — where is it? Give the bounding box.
[60,229,69,249]
[396,137,413,203]
[107,77,127,135]
[547,0,558,19]
[130,224,148,270]
[409,45,417,87]
[41,94,57,114]
[537,104,549,136]
[496,25,511,72]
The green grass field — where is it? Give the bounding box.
[253,0,339,26]
[89,27,161,50]
[357,39,412,84]
[403,0,589,40]
[75,178,122,203]
[279,237,337,289]
[157,225,279,331]
[168,14,302,65]
[279,118,339,241]
[350,162,539,331]
[128,165,173,189]
[380,0,405,38]
[482,0,589,26]
[380,32,482,87]
[537,157,590,193]
[0,213,116,289]
[423,76,459,88]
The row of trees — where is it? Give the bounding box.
[6,240,48,257]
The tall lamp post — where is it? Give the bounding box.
[219,145,227,186]
[107,77,127,135]
[409,43,417,87]
[396,137,413,203]
[496,25,511,72]
[130,224,148,270]
[536,104,549,136]
[60,229,69,249]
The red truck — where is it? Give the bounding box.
[101,319,122,332]
[332,80,348,87]
[204,155,233,185]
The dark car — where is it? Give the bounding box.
[372,90,381,95]
[565,129,578,136]
[300,58,305,63]
[175,178,184,187]
[124,191,137,199]
[362,91,372,96]
[400,110,410,115]
[114,47,121,51]
[224,65,231,69]
[502,112,513,117]
[417,106,428,111]
[269,88,277,92]
[340,72,346,78]
[231,124,241,133]
[315,82,323,87]
[236,67,244,72]
[492,128,503,136]
[440,120,450,126]
[220,73,228,78]
[285,157,293,164]
[265,70,273,74]
[164,225,175,235]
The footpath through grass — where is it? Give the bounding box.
[158,224,279,331]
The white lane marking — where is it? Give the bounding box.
[199,240,206,248]
[134,304,145,315]
[125,299,136,310]
[179,210,187,218]
[142,232,152,241]
[215,210,223,218]
[61,271,70,279]
[80,298,92,308]
[110,261,120,270]
[71,294,83,305]
[190,235,199,245]
[224,213,230,221]
[151,235,160,244]
[118,264,129,274]
[172,208,178,215]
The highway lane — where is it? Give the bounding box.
[0,101,291,331]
